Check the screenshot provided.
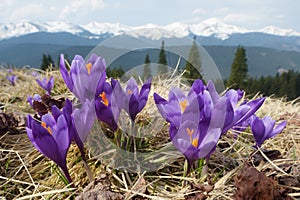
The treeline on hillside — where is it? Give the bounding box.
[245,71,300,101]
[39,42,300,101]
[226,45,300,101]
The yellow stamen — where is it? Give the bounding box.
[186,127,194,137]
[192,138,199,148]
[100,92,109,106]
[41,121,52,134]
[86,63,92,75]
[127,89,132,95]
[180,99,188,112]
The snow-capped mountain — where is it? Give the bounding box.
[1,18,300,40]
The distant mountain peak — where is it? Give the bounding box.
[1,18,300,40]
[259,25,300,37]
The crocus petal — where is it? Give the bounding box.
[73,99,95,143]
[48,76,54,94]
[226,89,240,106]
[154,92,181,127]
[251,117,266,147]
[138,78,151,112]
[271,121,287,138]
[181,97,200,125]
[177,138,199,164]
[262,116,276,138]
[126,77,139,96]
[95,79,123,131]
[27,95,33,107]
[71,63,91,102]
[209,97,227,130]
[207,80,220,104]
[129,94,139,120]
[30,119,63,166]
[231,97,266,131]
[54,115,70,158]
[154,93,169,121]
[222,99,234,132]
[41,113,57,132]
[110,80,124,124]
[197,128,221,158]
[189,79,205,96]
[60,54,74,91]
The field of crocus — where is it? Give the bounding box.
[0,54,300,200]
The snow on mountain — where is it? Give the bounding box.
[82,22,130,35]
[0,21,87,40]
[259,25,300,37]
[189,18,250,39]
[1,18,300,41]
[0,21,41,39]
[40,21,86,34]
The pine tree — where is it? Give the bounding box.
[106,66,125,78]
[41,54,54,71]
[227,46,248,89]
[157,41,168,75]
[142,54,151,81]
[184,36,202,84]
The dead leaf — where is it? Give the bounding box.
[234,162,283,200]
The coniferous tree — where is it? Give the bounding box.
[106,66,125,79]
[142,54,151,81]
[184,36,202,84]
[41,54,54,71]
[157,41,168,75]
[227,46,248,89]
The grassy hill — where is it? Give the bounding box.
[0,68,299,199]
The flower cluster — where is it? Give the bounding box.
[26,54,152,184]
[25,53,286,185]
[154,80,269,170]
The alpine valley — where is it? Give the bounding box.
[1,18,300,79]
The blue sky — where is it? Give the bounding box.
[1,0,299,31]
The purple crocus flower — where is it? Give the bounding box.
[155,82,227,169]
[27,94,41,108]
[6,75,17,86]
[52,99,94,161]
[206,80,265,134]
[95,78,123,131]
[60,53,106,103]
[123,77,152,121]
[154,80,212,129]
[251,116,286,147]
[31,71,39,77]
[36,76,54,95]
[26,114,73,184]
[169,97,227,167]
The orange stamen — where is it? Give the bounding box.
[100,92,109,106]
[186,127,194,137]
[127,89,132,95]
[192,138,199,148]
[180,99,188,112]
[41,121,52,134]
[86,63,92,75]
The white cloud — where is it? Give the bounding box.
[10,3,46,21]
[192,8,207,15]
[59,0,105,20]
[223,13,261,24]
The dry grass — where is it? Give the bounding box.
[0,67,299,199]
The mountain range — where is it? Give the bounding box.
[1,18,300,79]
